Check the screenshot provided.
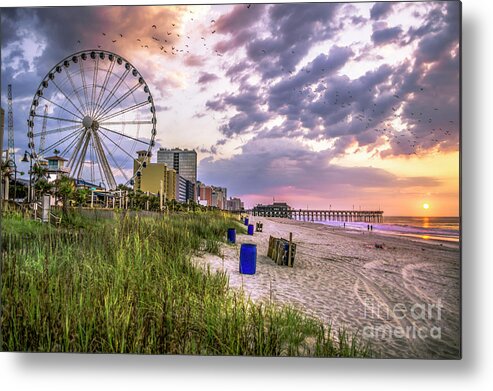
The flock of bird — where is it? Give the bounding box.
[76,8,224,57]
[72,4,456,157]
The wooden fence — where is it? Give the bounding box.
[267,234,296,267]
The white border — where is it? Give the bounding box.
[1,0,492,390]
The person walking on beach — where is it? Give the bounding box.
[367,224,370,231]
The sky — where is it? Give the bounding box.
[0,1,460,216]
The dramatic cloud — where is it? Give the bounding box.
[2,2,460,212]
[371,26,403,45]
[199,136,441,198]
[370,2,394,20]
[197,72,219,84]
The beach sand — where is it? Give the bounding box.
[193,217,460,359]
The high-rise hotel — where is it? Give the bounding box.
[157,148,197,202]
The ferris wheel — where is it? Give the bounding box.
[27,49,156,190]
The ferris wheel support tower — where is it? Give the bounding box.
[7,84,15,165]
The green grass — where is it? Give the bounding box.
[1,211,370,356]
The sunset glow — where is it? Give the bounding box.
[1,1,460,216]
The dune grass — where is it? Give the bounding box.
[1,211,370,356]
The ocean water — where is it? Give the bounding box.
[302,216,460,243]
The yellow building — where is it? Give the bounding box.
[133,151,177,201]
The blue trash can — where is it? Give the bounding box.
[227,228,236,244]
[244,217,249,226]
[239,243,257,274]
[247,224,254,235]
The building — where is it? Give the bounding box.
[157,148,197,186]
[176,174,187,203]
[252,202,291,217]
[45,155,70,182]
[211,186,227,209]
[196,182,230,209]
[133,151,175,200]
[176,174,195,203]
[226,197,244,212]
[198,182,213,206]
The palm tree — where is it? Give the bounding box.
[30,163,51,201]
[34,179,54,199]
[31,163,48,183]
[54,176,75,213]
[74,188,90,207]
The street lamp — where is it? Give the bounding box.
[21,151,33,203]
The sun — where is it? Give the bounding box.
[423,203,430,210]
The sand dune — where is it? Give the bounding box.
[193,217,460,359]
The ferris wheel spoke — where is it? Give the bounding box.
[98,100,151,123]
[87,137,104,184]
[90,57,100,117]
[98,129,137,160]
[51,78,86,118]
[95,68,131,119]
[92,131,117,189]
[74,132,92,179]
[99,120,153,126]
[89,137,95,183]
[95,82,142,120]
[64,66,88,114]
[79,60,91,112]
[41,127,84,155]
[68,130,89,173]
[99,125,149,145]
[33,124,80,138]
[59,128,85,158]
[88,137,105,186]
[93,59,116,119]
[98,136,130,182]
[39,95,84,121]
[34,113,82,124]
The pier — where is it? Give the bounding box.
[250,206,383,223]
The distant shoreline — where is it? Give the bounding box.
[287,216,460,246]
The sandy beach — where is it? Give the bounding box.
[193,217,461,359]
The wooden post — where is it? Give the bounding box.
[288,232,293,267]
